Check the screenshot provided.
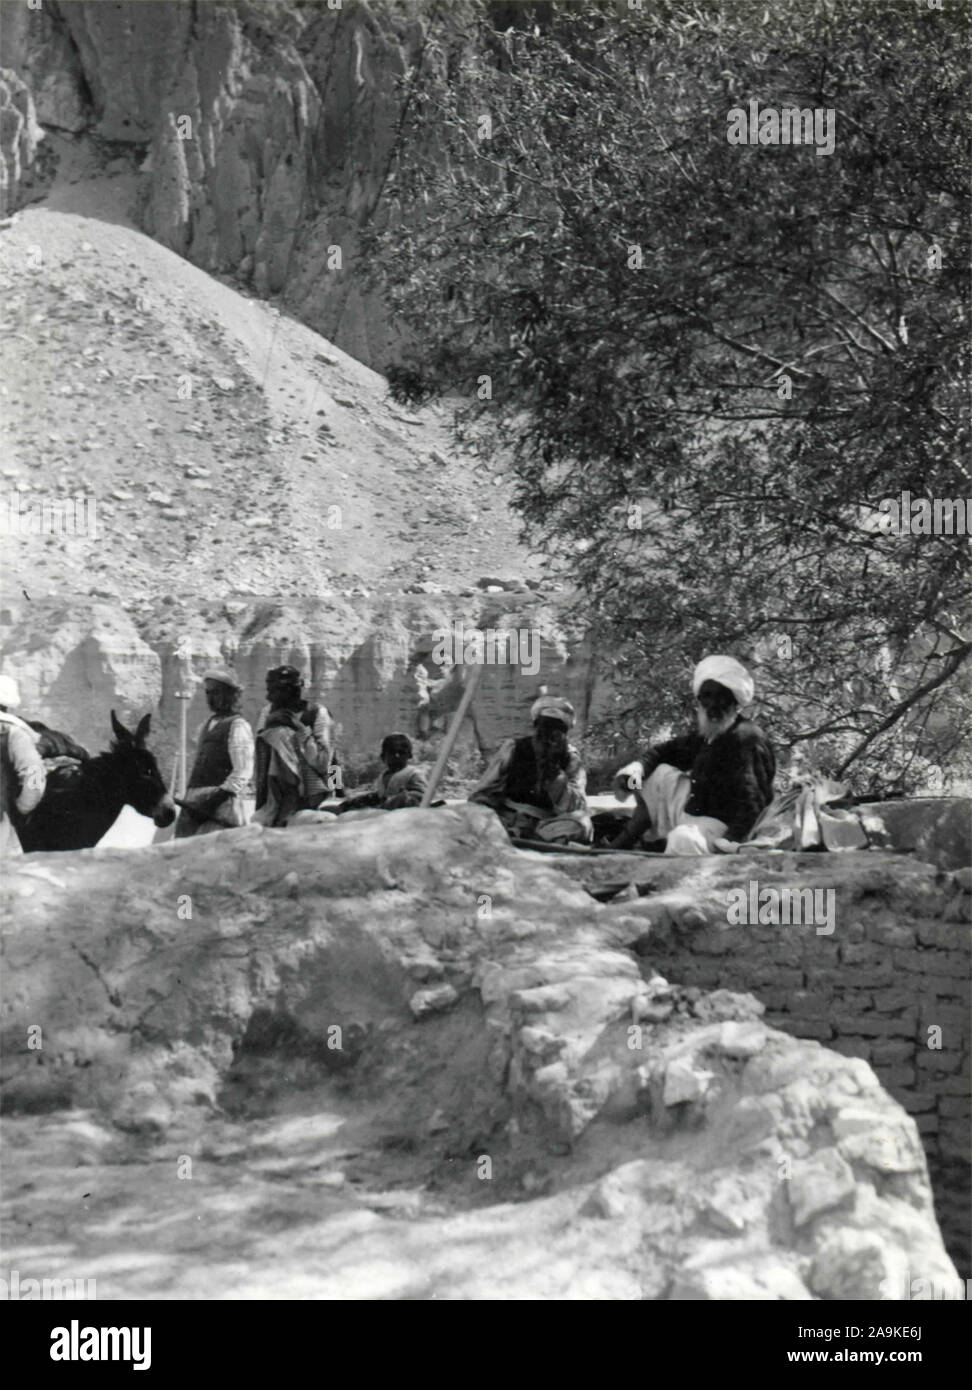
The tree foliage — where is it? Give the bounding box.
[368,0,971,793]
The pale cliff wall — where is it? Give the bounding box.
[0,592,612,778]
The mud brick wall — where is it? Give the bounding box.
[641,861,971,1276]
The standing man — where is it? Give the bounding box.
[611,654,775,854]
[254,665,334,825]
[468,694,592,844]
[0,674,47,854]
[174,667,254,838]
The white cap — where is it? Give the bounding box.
[0,674,21,707]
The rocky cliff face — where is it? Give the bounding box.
[2,0,483,366]
[1,805,962,1298]
[0,67,42,213]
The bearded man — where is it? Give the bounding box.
[254,665,334,826]
[469,694,592,845]
[612,655,775,855]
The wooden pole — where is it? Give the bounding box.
[175,687,191,797]
[511,837,666,858]
[420,663,485,807]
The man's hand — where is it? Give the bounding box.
[611,798,653,849]
[612,775,632,803]
[266,707,303,732]
[541,766,568,794]
[512,811,540,839]
[537,742,569,788]
[612,761,644,803]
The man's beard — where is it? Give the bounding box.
[268,689,301,711]
[535,731,568,788]
[697,708,734,740]
[207,690,236,715]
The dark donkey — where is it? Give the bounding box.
[17,711,176,852]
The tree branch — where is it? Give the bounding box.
[835,641,972,777]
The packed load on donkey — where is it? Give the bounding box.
[0,675,47,855]
[3,695,175,854]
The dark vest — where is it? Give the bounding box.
[188,716,236,789]
[505,735,554,812]
[0,725,13,817]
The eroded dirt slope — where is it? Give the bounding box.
[0,133,536,607]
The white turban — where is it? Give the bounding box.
[0,674,21,707]
[692,655,754,709]
[530,694,575,729]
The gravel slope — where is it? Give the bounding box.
[0,133,537,608]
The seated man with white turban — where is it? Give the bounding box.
[469,694,593,845]
[612,655,775,855]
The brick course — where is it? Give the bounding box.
[638,852,971,1275]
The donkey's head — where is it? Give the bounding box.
[108,711,176,827]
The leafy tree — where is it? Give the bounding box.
[368,0,971,794]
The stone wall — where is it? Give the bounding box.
[597,852,972,1275]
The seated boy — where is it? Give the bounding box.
[336,733,427,813]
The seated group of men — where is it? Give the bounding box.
[174,664,428,837]
[468,654,775,855]
[174,652,775,857]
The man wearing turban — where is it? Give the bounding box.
[612,655,775,854]
[254,665,335,826]
[469,693,593,844]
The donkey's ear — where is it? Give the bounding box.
[134,713,151,746]
[110,709,131,743]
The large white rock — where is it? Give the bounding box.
[0,805,960,1300]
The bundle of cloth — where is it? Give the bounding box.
[742,780,868,853]
[0,675,48,854]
